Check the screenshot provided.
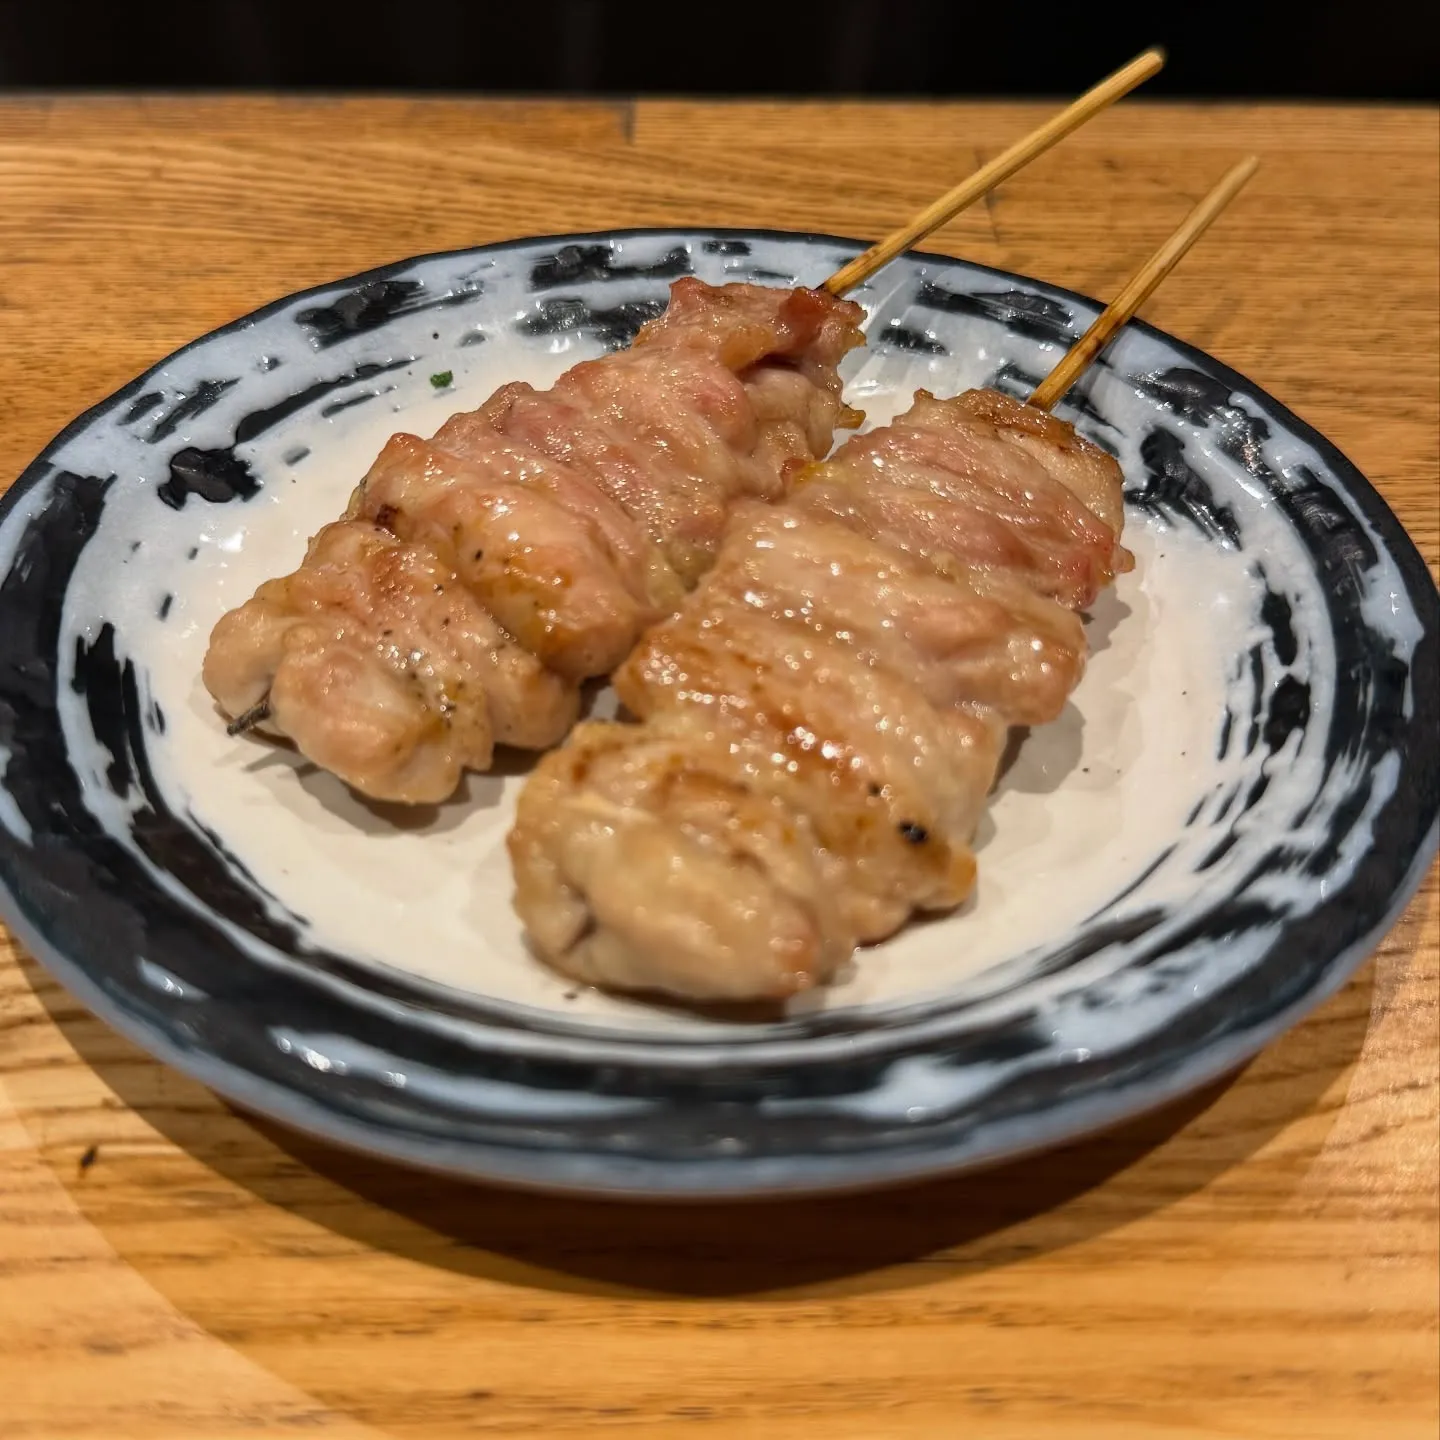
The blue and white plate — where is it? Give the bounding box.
[1,231,1435,1198]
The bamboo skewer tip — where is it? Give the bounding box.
[227,697,273,737]
[822,47,1167,298]
[1028,154,1260,413]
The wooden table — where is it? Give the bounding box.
[0,96,1436,1440]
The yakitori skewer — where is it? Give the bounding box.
[509,157,1263,1004]
[205,54,1166,802]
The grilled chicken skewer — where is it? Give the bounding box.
[202,52,1164,804]
[509,158,1259,1004]
[204,284,864,802]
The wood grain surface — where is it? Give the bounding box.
[0,96,1436,1440]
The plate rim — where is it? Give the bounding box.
[5,829,1432,1200]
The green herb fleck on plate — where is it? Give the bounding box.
[429,370,454,389]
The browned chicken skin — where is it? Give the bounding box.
[204,521,577,802]
[509,388,1130,1003]
[203,279,865,803]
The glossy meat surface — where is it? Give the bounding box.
[204,279,865,801]
[510,388,1129,1001]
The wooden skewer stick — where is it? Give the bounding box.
[823,47,1166,297]
[227,697,272,737]
[1029,155,1260,412]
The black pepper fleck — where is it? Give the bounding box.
[897,821,928,844]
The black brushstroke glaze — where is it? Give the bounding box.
[1093,853,1178,912]
[1135,367,1273,475]
[1136,899,1287,967]
[529,243,690,290]
[1264,676,1311,752]
[515,296,666,350]
[702,239,750,256]
[0,469,112,799]
[296,278,482,349]
[875,323,947,356]
[1259,581,1298,666]
[1216,706,1236,759]
[319,392,376,419]
[1303,774,1375,877]
[157,448,259,510]
[233,358,410,445]
[1142,354,1413,784]
[1027,909,1169,989]
[1196,830,1240,872]
[1243,643,1266,756]
[121,391,165,425]
[71,625,133,796]
[148,378,240,443]
[913,282,1075,345]
[157,593,173,621]
[1128,427,1243,546]
[1245,772,1271,812]
[69,630,320,949]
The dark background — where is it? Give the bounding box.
[0,1,1434,98]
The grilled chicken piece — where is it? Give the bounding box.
[795,388,1131,611]
[203,521,575,803]
[509,389,1128,1002]
[953,387,1127,535]
[204,279,865,800]
[668,501,1087,726]
[350,434,648,681]
[615,606,1007,942]
[510,721,853,1002]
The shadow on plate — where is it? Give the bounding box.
[236,730,540,833]
[1079,586,1132,659]
[15,942,1376,1301]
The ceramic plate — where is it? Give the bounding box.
[1,230,1435,1198]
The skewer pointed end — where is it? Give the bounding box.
[226,697,273,737]
[821,48,1169,298]
[1028,152,1261,413]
